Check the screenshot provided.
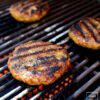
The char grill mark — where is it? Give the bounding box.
[32,56,59,68]
[71,18,100,42]
[30,9,35,16]
[79,21,93,41]
[29,2,47,15]
[71,26,78,36]
[31,70,42,75]
[16,56,67,68]
[72,22,90,41]
[34,58,58,68]
[90,18,100,26]
[20,2,35,13]
[11,48,63,61]
[31,66,61,76]
[31,70,37,74]
[14,55,67,69]
[15,57,66,73]
[95,18,100,23]
[73,23,85,38]
[16,43,52,54]
[86,18,100,42]
[37,55,55,61]
[48,66,61,76]
[83,19,100,43]
[88,18,100,31]
[19,1,45,14]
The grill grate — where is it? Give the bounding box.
[0,0,100,100]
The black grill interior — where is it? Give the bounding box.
[0,0,100,100]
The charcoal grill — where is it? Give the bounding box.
[0,0,100,100]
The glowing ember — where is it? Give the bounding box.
[64,83,68,86]
[3,70,8,74]
[59,86,63,91]
[56,85,59,88]
[27,92,32,98]
[39,85,44,90]
[65,78,69,81]
[49,94,53,98]
[21,97,26,100]
[33,88,38,94]
[54,90,58,94]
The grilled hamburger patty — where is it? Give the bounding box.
[69,17,100,49]
[8,41,70,85]
[9,0,49,22]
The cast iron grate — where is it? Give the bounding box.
[0,0,100,100]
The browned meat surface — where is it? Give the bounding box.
[9,0,49,22]
[69,17,100,49]
[8,41,71,85]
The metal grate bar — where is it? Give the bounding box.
[0,79,15,92]
[0,0,91,50]
[0,86,22,100]
[0,1,99,60]
[0,72,10,82]
[87,86,100,100]
[11,87,33,100]
[76,61,100,82]
[67,73,100,100]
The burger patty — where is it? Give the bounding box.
[8,41,71,85]
[69,17,100,49]
[9,0,49,22]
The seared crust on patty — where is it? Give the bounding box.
[69,17,100,49]
[9,0,49,22]
[8,41,70,85]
